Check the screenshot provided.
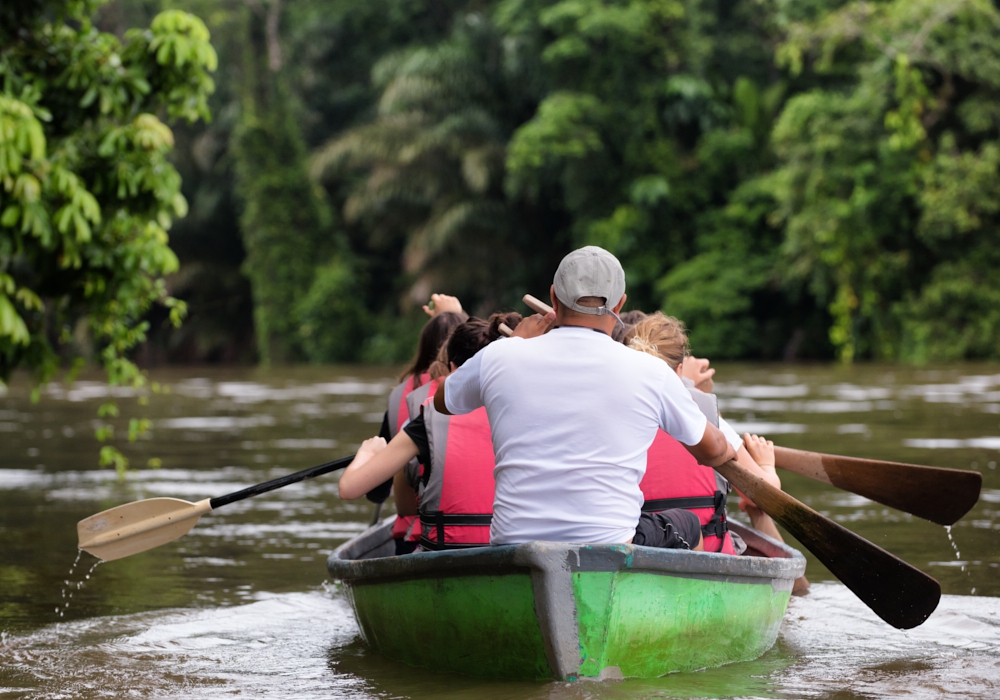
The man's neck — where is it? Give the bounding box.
[554,313,615,336]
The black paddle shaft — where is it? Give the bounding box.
[209,455,355,509]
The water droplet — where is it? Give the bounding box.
[58,550,87,617]
[944,525,962,559]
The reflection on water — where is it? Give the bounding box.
[1,363,1000,698]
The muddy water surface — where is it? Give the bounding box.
[1,363,999,699]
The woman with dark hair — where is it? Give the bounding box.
[375,294,467,551]
[397,294,468,385]
[340,312,522,553]
[387,310,467,433]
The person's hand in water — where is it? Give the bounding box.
[681,356,715,393]
[423,294,463,318]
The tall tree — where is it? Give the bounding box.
[311,12,564,324]
[0,1,216,469]
[1,1,217,380]
[764,0,1000,360]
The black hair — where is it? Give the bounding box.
[446,312,523,368]
[399,311,467,383]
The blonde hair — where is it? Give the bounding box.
[624,312,688,370]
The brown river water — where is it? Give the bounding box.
[1,363,999,699]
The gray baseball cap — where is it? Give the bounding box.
[553,246,626,316]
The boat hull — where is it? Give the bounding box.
[328,520,805,680]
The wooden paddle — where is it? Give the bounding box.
[77,455,354,562]
[523,293,553,315]
[774,447,981,526]
[715,459,940,629]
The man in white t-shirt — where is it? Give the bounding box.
[434,246,737,547]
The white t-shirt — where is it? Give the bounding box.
[444,326,710,545]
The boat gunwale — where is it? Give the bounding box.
[327,518,806,585]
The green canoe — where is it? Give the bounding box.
[327,518,805,681]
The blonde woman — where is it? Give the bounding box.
[625,314,783,550]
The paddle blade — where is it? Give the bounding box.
[716,461,941,629]
[77,497,212,562]
[775,446,982,526]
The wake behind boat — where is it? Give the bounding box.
[327,516,806,680]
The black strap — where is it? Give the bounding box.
[643,492,729,551]
[419,512,493,549]
[642,495,718,512]
[700,491,729,551]
[420,513,493,529]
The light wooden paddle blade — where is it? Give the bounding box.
[715,460,940,629]
[77,497,212,562]
[775,446,982,526]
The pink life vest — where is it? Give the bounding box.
[386,373,430,541]
[640,430,736,554]
[417,398,495,550]
[386,372,431,436]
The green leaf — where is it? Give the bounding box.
[14,287,42,311]
[99,446,130,480]
[0,295,30,345]
[1,206,21,227]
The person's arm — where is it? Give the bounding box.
[684,422,737,466]
[422,293,463,318]
[434,378,451,416]
[338,432,420,500]
[681,356,715,393]
[392,469,418,516]
[657,367,736,466]
[434,349,487,417]
[511,312,555,338]
[739,434,780,489]
[732,433,780,533]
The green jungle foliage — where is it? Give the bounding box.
[12,0,1000,367]
[0,0,216,471]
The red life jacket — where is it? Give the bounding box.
[417,398,495,550]
[386,372,431,437]
[386,373,430,541]
[640,430,736,554]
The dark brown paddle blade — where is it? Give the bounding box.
[716,460,941,629]
[774,446,982,526]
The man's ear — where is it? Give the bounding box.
[613,293,627,314]
[549,285,560,313]
[449,361,457,372]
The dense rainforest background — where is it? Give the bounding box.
[5,0,1000,382]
